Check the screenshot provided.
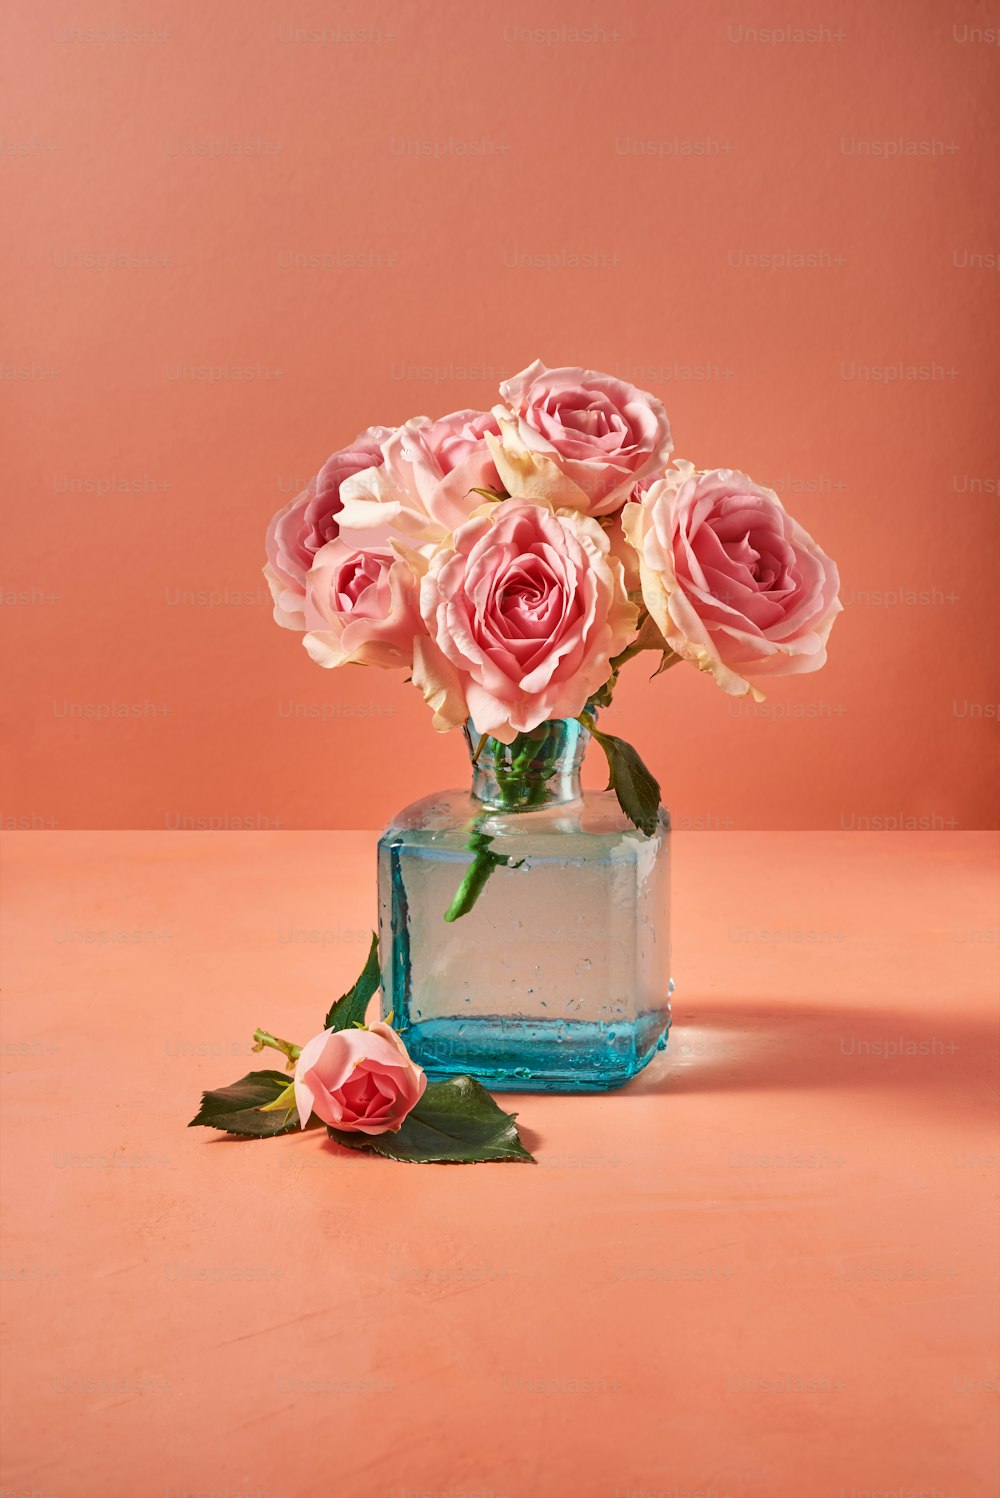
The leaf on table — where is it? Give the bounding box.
[327,1076,536,1163]
[324,931,380,1031]
[188,1069,303,1138]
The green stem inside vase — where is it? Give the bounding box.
[444,720,588,922]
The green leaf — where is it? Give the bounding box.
[470,486,508,503]
[188,1070,303,1138]
[327,1076,535,1164]
[324,931,380,1031]
[587,725,661,837]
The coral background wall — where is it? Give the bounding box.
[3,0,998,832]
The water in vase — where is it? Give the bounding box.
[378,718,671,1092]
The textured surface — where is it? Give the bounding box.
[1,830,997,1498]
[3,0,999,830]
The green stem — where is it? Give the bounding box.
[444,829,505,922]
[251,1028,302,1072]
[445,728,557,920]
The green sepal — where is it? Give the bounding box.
[587,676,616,710]
[258,1080,297,1113]
[187,1069,304,1138]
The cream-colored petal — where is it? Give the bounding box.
[411,635,468,732]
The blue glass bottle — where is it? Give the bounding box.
[377,717,671,1092]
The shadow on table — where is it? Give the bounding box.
[625,996,999,1116]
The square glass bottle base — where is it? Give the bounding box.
[397,1014,671,1093]
[377,783,672,1094]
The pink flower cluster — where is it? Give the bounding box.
[265,360,841,737]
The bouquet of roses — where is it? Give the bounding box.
[189,360,841,1162]
[263,359,842,840]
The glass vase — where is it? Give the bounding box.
[377,717,672,1092]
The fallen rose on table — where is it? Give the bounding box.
[187,935,535,1163]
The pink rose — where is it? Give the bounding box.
[414,498,637,741]
[264,426,391,629]
[490,360,673,516]
[386,410,502,529]
[339,410,500,547]
[623,461,841,697]
[294,1021,427,1134]
[302,537,423,671]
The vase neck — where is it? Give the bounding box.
[463,718,590,812]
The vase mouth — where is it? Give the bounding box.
[463,717,591,812]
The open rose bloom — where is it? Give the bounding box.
[294,1021,426,1134]
[264,360,841,739]
[623,462,842,699]
[416,499,636,741]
